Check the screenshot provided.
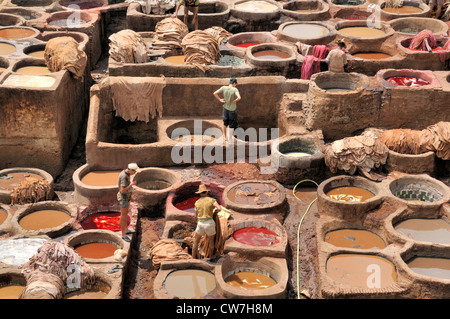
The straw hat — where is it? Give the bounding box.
[195,184,209,194]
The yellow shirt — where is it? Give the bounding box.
[195,196,217,220]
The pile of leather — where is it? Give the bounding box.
[149,239,192,269]
[152,17,189,50]
[181,30,221,72]
[204,26,232,46]
[44,36,87,79]
[10,177,52,205]
[109,29,150,63]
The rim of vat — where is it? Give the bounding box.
[73,163,121,191]
[376,68,441,89]
[281,0,330,19]
[334,20,395,40]
[277,21,336,42]
[133,167,182,195]
[0,26,40,41]
[388,17,449,37]
[0,13,26,26]
[45,10,98,28]
[310,71,369,93]
[379,0,430,19]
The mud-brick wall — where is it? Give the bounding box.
[0,72,86,177]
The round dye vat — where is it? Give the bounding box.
[353,52,392,59]
[0,42,15,55]
[15,66,51,75]
[48,19,88,27]
[386,76,430,87]
[0,285,25,299]
[407,257,450,280]
[0,172,44,192]
[19,209,71,231]
[282,23,329,39]
[27,50,45,58]
[0,67,6,73]
[338,27,386,38]
[225,271,277,289]
[326,186,375,202]
[175,196,200,213]
[382,6,422,14]
[164,269,216,298]
[137,180,172,190]
[81,212,128,232]
[0,238,47,266]
[2,74,56,87]
[0,209,7,226]
[234,42,260,48]
[326,254,397,289]
[227,182,280,206]
[74,242,119,259]
[80,170,121,187]
[233,227,280,246]
[252,50,290,59]
[165,55,185,64]
[325,229,386,249]
[65,290,108,299]
[394,218,450,244]
[0,28,35,39]
[234,1,278,12]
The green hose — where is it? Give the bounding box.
[292,179,318,299]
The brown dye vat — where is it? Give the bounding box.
[326,254,397,289]
[252,50,291,59]
[0,172,44,191]
[382,6,422,14]
[326,186,375,202]
[339,27,386,38]
[27,50,45,58]
[225,271,277,289]
[325,229,387,249]
[165,55,185,64]
[353,52,392,59]
[0,28,35,39]
[0,43,15,55]
[407,257,450,280]
[227,182,280,206]
[164,269,216,298]
[0,209,7,225]
[394,219,450,244]
[65,290,108,299]
[80,170,121,187]
[282,23,329,39]
[15,66,51,75]
[19,209,71,230]
[74,242,118,259]
[0,285,25,299]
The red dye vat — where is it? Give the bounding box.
[408,47,443,52]
[235,42,260,48]
[81,212,129,232]
[175,196,200,213]
[233,227,280,246]
[386,76,430,87]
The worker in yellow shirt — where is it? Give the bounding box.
[192,184,222,259]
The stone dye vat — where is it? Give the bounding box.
[215,253,288,298]
[0,167,54,204]
[388,17,448,37]
[334,20,394,45]
[277,21,335,45]
[64,229,130,263]
[324,229,387,249]
[281,0,330,21]
[173,0,230,30]
[223,180,287,217]
[0,42,16,55]
[132,167,182,209]
[245,43,298,77]
[224,218,288,258]
[0,205,10,232]
[406,256,450,280]
[65,268,122,299]
[0,26,39,40]
[165,180,224,223]
[5,0,57,9]
[76,203,137,233]
[0,237,48,267]
[230,0,281,27]
[394,218,450,245]
[12,201,77,238]
[0,269,26,299]
[153,259,218,299]
[225,31,276,53]
[73,164,123,205]
[0,13,26,27]
[0,7,48,26]
[383,149,436,175]
[379,1,430,21]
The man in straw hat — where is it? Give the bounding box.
[117,163,139,242]
[192,184,222,259]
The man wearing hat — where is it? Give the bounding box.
[117,163,139,242]
[213,77,241,143]
[192,184,222,259]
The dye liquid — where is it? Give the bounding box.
[74,242,118,259]
[19,209,71,230]
[165,55,185,64]
[225,271,276,289]
[394,218,450,244]
[338,27,386,38]
[0,67,5,73]
[27,50,45,58]
[326,186,375,202]
[164,269,216,298]
[0,28,35,39]
[386,76,430,87]
[227,183,279,206]
[175,196,200,213]
[282,151,312,157]
[295,9,320,13]
[282,24,329,39]
[382,6,422,14]
[0,172,44,191]
[138,180,172,190]
[233,227,280,246]
[2,74,56,88]
[0,209,7,226]
[324,229,386,249]
[80,170,121,187]
[234,42,260,48]
[352,52,392,59]
[81,212,127,232]
[326,254,397,289]
[0,285,25,299]
[0,42,15,55]
[407,257,450,280]
[0,238,47,266]
[234,1,278,12]
[252,50,291,59]
[48,19,88,26]
[15,66,51,75]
